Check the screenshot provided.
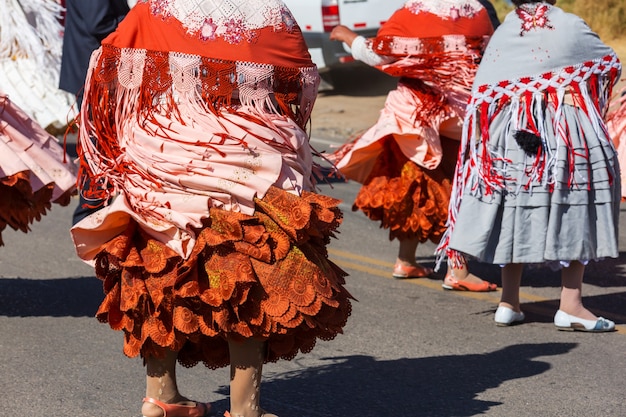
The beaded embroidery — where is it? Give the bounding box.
[142,0,296,43]
[405,0,483,20]
[516,3,554,36]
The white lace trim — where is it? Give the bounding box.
[148,0,295,40]
[404,0,484,19]
[0,0,65,63]
[108,46,318,122]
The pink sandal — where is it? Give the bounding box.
[142,397,213,417]
[392,263,434,279]
[442,274,497,292]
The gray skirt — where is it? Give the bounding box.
[448,104,621,265]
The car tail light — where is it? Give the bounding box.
[322,0,340,32]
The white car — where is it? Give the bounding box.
[283,0,406,72]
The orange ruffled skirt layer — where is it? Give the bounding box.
[93,186,352,369]
[0,94,76,245]
[354,137,458,243]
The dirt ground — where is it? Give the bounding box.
[310,65,397,143]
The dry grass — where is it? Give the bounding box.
[566,0,626,41]
[491,0,625,39]
[490,0,626,63]
[608,39,626,64]
[491,0,513,20]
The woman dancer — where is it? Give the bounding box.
[70,1,353,416]
[329,0,498,291]
[439,0,621,331]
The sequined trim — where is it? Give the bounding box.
[141,0,297,43]
[404,0,484,20]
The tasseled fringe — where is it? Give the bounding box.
[76,45,321,206]
[373,34,490,61]
[378,51,479,99]
[435,53,622,269]
[373,35,489,112]
[513,130,543,156]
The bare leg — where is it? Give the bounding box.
[559,261,597,320]
[228,339,277,417]
[499,263,523,312]
[394,237,433,277]
[141,350,191,417]
[397,237,420,266]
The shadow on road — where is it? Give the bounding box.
[212,343,577,417]
[519,291,626,324]
[0,276,100,317]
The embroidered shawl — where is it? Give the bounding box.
[373,0,493,96]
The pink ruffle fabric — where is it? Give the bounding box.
[331,35,487,184]
[607,85,626,198]
[0,92,76,243]
[72,109,314,261]
[332,81,462,183]
[0,93,76,199]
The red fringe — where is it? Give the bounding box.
[77,44,317,206]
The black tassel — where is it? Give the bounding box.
[513,130,543,156]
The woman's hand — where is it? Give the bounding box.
[329,25,359,47]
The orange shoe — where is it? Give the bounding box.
[392,263,434,279]
[142,397,213,417]
[442,275,497,292]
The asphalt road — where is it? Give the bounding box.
[2,176,625,417]
[1,69,626,416]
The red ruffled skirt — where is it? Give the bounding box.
[354,137,458,242]
[92,186,353,369]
